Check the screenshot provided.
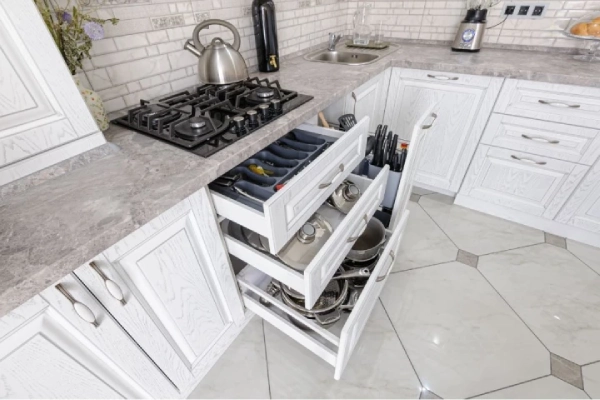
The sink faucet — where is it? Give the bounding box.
[328,32,342,51]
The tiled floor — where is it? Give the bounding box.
[188,192,600,399]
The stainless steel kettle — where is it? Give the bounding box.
[184,19,249,85]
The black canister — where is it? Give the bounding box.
[252,0,279,72]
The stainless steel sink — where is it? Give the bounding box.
[305,50,380,65]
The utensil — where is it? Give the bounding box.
[248,164,274,176]
[329,180,361,214]
[233,186,265,203]
[339,286,363,311]
[213,173,242,187]
[277,213,333,271]
[388,134,398,165]
[347,217,387,262]
[184,19,249,84]
[338,114,357,131]
[318,112,330,128]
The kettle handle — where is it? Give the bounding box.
[192,19,241,53]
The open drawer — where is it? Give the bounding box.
[211,117,370,255]
[224,168,389,309]
[237,211,409,380]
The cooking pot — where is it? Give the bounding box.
[347,217,387,262]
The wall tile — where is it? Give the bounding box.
[106,55,172,85]
[92,48,148,68]
[86,69,113,91]
[114,33,150,50]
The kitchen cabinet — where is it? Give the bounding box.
[383,68,503,194]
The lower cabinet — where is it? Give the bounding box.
[556,159,600,234]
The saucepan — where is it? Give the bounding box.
[346,217,387,262]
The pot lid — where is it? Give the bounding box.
[277,213,333,272]
[330,180,362,214]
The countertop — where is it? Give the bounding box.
[1,42,599,318]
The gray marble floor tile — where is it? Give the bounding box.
[419,194,545,256]
[456,249,478,268]
[475,376,588,399]
[380,262,549,399]
[551,353,584,389]
[567,240,600,276]
[410,193,422,203]
[545,233,567,249]
[479,244,600,365]
[583,362,600,399]
[420,389,442,399]
[188,318,270,399]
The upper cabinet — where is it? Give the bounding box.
[383,68,503,194]
[0,1,105,186]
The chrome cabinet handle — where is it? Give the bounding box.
[510,155,547,165]
[538,99,580,108]
[55,284,99,328]
[422,112,438,130]
[318,163,345,189]
[89,262,127,305]
[376,251,395,282]
[427,74,458,81]
[347,215,369,243]
[521,134,560,144]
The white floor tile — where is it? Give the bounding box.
[479,243,600,365]
[419,194,544,256]
[393,202,458,272]
[264,302,421,399]
[476,376,588,399]
[380,262,549,399]
[188,317,270,399]
[568,239,600,275]
[583,362,600,399]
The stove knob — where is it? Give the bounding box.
[247,109,258,127]
[258,104,270,121]
[270,99,282,115]
[232,115,246,133]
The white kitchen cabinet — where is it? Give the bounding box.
[383,68,503,194]
[98,188,246,396]
[556,160,600,235]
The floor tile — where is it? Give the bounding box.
[551,353,584,389]
[479,244,600,365]
[420,389,442,399]
[583,362,600,399]
[412,187,436,196]
[567,240,600,275]
[456,249,478,268]
[393,202,458,272]
[380,262,549,399]
[419,194,544,256]
[545,233,567,249]
[188,317,269,399]
[264,302,421,399]
[476,376,588,399]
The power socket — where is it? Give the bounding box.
[503,2,547,18]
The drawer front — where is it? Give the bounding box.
[334,212,409,380]
[555,161,600,234]
[495,79,600,129]
[399,68,493,88]
[460,145,589,219]
[481,114,600,165]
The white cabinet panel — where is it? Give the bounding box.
[556,160,600,234]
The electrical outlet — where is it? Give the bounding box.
[505,5,516,14]
[532,5,545,16]
[503,2,547,18]
[518,5,530,15]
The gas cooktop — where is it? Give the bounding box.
[112,77,313,157]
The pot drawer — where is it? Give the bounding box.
[495,79,600,129]
[460,145,589,219]
[481,114,600,165]
[211,117,369,255]
[225,169,389,310]
[237,211,409,380]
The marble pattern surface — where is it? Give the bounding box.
[583,362,600,399]
[476,376,589,399]
[567,239,600,276]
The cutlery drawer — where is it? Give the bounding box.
[495,79,600,129]
[236,211,408,380]
[224,169,389,310]
[211,117,369,255]
[481,114,600,165]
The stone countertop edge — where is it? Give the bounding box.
[1,42,599,319]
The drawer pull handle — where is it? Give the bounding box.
[318,163,345,189]
[89,262,127,305]
[521,134,559,144]
[376,251,395,282]
[55,284,99,328]
[421,113,438,130]
[538,99,580,109]
[347,215,369,243]
[427,74,458,81]
[510,155,547,165]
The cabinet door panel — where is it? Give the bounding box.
[346,70,391,132]
[556,160,600,233]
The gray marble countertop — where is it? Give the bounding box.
[0,42,597,318]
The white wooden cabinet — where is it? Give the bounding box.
[382,68,503,194]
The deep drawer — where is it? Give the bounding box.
[211,118,369,255]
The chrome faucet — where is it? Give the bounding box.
[328,33,342,51]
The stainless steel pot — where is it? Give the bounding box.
[347,217,387,262]
[184,19,249,84]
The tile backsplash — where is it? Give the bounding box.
[74,0,599,113]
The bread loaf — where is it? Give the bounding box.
[588,22,600,36]
[571,22,589,36]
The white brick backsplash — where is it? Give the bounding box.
[168,50,198,69]
[97,85,129,100]
[147,30,170,44]
[104,97,127,113]
[92,48,148,68]
[86,69,113,91]
[114,33,149,50]
[158,40,184,54]
[147,45,160,56]
[90,39,117,56]
[123,83,172,107]
[104,18,153,37]
[106,55,172,85]
[127,82,142,93]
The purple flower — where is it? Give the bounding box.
[83,21,104,40]
[61,11,72,23]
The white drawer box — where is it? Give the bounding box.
[224,170,389,310]
[237,211,408,380]
[460,145,589,219]
[398,68,493,88]
[211,118,369,255]
[495,79,600,129]
[481,114,600,165]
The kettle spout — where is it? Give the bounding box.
[184,40,202,57]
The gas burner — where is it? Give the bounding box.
[245,87,280,105]
[133,104,182,129]
[174,116,228,141]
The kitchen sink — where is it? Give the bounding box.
[305,50,380,65]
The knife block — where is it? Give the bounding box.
[366,162,402,209]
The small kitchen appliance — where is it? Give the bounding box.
[451,8,487,52]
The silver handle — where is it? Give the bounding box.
[427,74,458,81]
[538,99,580,109]
[55,284,99,328]
[521,134,560,144]
[318,163,344,189]
[510,155,547,165]
[421,113,438,130]
[89,262,126,305]
[376,251,395,282]
[347,215,369,243]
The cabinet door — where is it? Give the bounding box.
[383,68,503,193]
[102,188,245,390]
[556,160,600,233]
[345,69,391,133]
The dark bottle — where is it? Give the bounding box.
[252,0,279,72]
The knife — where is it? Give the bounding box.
[388,134,398,166]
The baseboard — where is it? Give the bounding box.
[414,182,456,197]
[455,194,600,248]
